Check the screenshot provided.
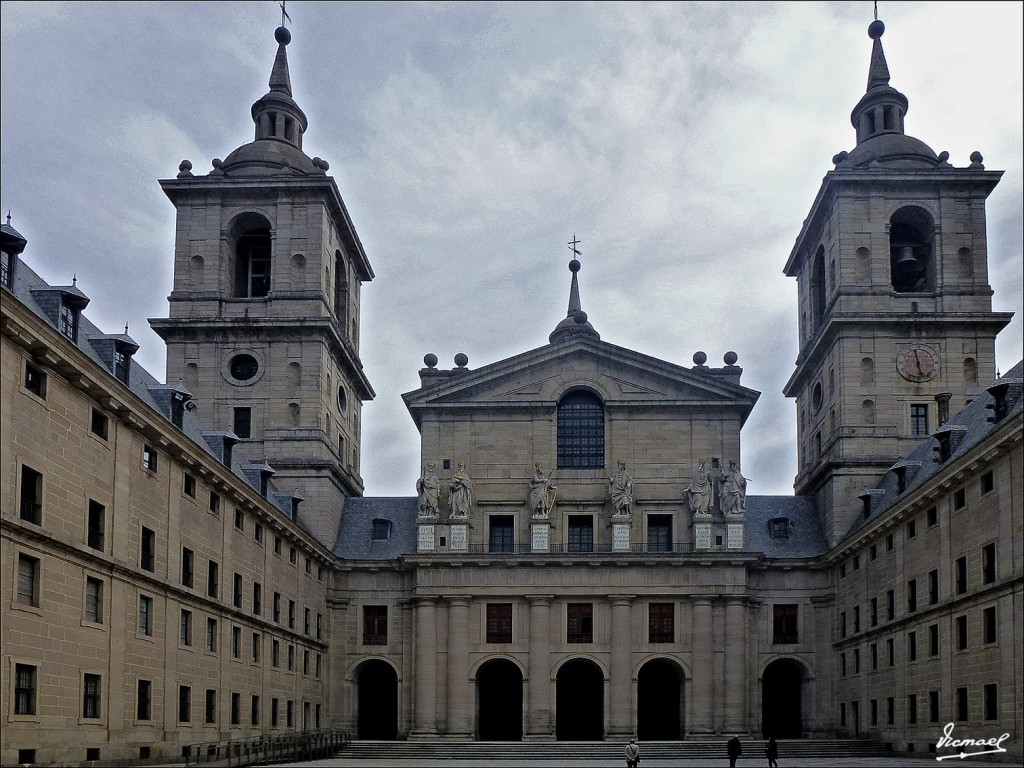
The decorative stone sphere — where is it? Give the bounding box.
[454,353,469,367]
[275,26,292,45]
[574,310,588,325]
[211,158,223,169]
[970,151,984,164]
[724,351,738,366]
[179,160,193,172]
[569,259,581,273]
[693,351,707,366]
[423,353,438,368]
[868,19,885,39]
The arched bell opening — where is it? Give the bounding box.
[889,206,935,293]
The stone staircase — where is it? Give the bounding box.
[336,739,893,762]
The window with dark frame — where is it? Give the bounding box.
[908,631,917,662]
[981,470,994,494]
[954,487,966,509]
[567,515,594,553]
[907,579,917,612]
[85,576,103,623]
[233,573,242,609]
[908,693,918,724]
[180,610,192,647]
[82,674,101,719]
[772,604,799,644]
[910,404,929,436]
[648,602,674,643]
[24,362,46,398]
[233,407,252,439]
[648,515,672,551]
[956,615,968,651]
[138,595,153,636]
[983,606,997,644]
[16,553,39,607]
[87,500,105,550]
[208,560,219,599]
[231,692,240,725]
[926,506,937,527]
[59,301,79,341]
[556,390,604,469]
[928,569,939,604]
[984,684,998,720]
[956,687,968,721]
[181,548,194,588]
[142,445,158,472]
[253,582,262,615]
[363,605,388,645]
[206,689,217,724]
[91,409,109,439]
[141,527,155,572]
[209,492,220,516]
[19,465,42,524]
[982,543,996,584]
[929,690,940,723]
[137,679,152,720]
[207,618,218,652]
[929,623,939,656]
[887,589,895,621]
[567,603,593,643]
[178,686,191,723]
[113,348,131,384]
[488,515,515,553]
[14,664,36,715]
[956,556,968,594]
[183,474,196,498]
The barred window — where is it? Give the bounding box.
[648,603,674,643]
[557,391,604,469]
[363,605,388,645]
[567,603,593,643]
[486,603,513,643]
[488,516,515,553]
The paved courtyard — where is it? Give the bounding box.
[280,755,987,768]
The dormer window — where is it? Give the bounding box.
[59,301,79,341]
[371,519,392,541]
[1,250,14,288]
[114,347,131,384]
[768,517,790,540]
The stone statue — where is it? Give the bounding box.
[528,461,557,517]
[688,459,712,518]
[448,462,473,519]
[607,460,634,517]
[416,461,440,518]
[721,459,747,516]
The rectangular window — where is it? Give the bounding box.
[316,653,322,678]
[15,664,37,715]
[82,674,101,719]
[17,553,40,607]
[840,652,847,677]
[984,684,998,720]
[567,603,593,643]
[142,444,158,472]
[488,515,515,553]
[178,686,191,723]
[983,606,997,644]
[911,404,929,436]
[208,560,219,599]
[181,548,194,588]
[869,544,877,561]
[253,583,262,615]
[251,695,260,726]
[854,648,860,673]
[907,579,917,612]
[928,569,939,605]
[956,687,969,722]
[982,543,996,584]
[59,302,78,341]
[954,487,967,510]
[180,610,193,647]
[271,698,279,727]
[870,698,878,726]
[137,679,152,720]
[906,519,917,539]
[316,612,323,640]
[870,643,878,670]
[649,602,675,643]
[233,573,243,609]
[254,522,264,544]
[929,623,939,657]
[274,536,282,556]
[956,615,968,651]
[486,603,513,643]
[289,546,297,565]
[287,700,294,728]
[840,611,847,638]
[231,627,241,659]
[908,631,917,662]
[205,689,217,724]
[273,592,281,623]
[183,474,196,499]
[140,527,155,572]
[887,637,895,667]
[113,349,130,384]
[772,604,799,644]
[363,605,388,645]
[0,249,11,287]
[234,508,244,531]
[138,595,153,635]
[929,690,940,723]
[567,516,594,553]
[981,470,994,494]
[206,618,218,652]
[305,556,312,575]
[956,556,968,594]
[85,576,103,623]
[303,650,310,676]
[209,492,220,516]
[927,506,938,527]
[230,692,240,725]
[87,500,105,551]
[887,697,894,726]
[887,589,895,621]
[886,533,894,551]
[233,407,252,439]
[91,409,109,440]
[289,600,296,630]
[288,644,294,671]
[304,607,311,635]
[870,597,878,627]
[252,632,261,663]
[24,362,46,398]
[853,606,860,633]
[908,693,918,724]
[272,639,280,668]
[647,515,672,552]
[19,465,43,524]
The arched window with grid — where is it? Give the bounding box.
[557,390,604,469]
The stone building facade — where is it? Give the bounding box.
[1,11,1021,767]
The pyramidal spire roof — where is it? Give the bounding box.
[549,244,600,344]
[269,26,294,96]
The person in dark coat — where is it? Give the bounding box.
[624,738,640,768]
[765,736,778,768]
[727,735,743,768]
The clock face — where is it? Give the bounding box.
[898,347,938,382]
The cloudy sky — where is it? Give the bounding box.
[2,1,1021,498]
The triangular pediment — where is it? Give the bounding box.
[403,337,759,424]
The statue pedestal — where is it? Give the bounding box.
[531,519,550,552]
[611,520,632,552]
[417,522,436,552]
[727,521,745,550]
[694,522,712,550]
[449,523,468,551]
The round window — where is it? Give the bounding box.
[811,381,823,413]
[337,385,347,414]
[230,354,259,382]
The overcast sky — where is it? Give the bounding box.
[2,1,1021,498]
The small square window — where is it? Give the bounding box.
[24,362,47,398]
[372,519,392,540]
[91,409,109,440]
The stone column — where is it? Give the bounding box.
[609,595,636,736]
[526,595,554,739]
[724,597,747,733]
[690,598,715,734]
[412,597,438,737]
[446,596,472,737]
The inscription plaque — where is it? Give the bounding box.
[417,524,435,552]
[694,523,712,549]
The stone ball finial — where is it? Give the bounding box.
[454,353,469,368]
[970,151,984,164]
[868,19,885,39]
[275,26,292,45]
[179,160,192,172]
[724,351,738,366]
[574,310,588,325]
[568,258,581,273]
[937,151,950,163]
[693,351,707,366]
[832,151,849,166]
[423,353,438,368]
[211,158,223,169]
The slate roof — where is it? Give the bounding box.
[5,257,315,534]
[744,495,828,558]
[334,497,419,560]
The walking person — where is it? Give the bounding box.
[624,738,640,768]
[727,735,743,768]
[765,735,778,768]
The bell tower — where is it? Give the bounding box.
[783,18,1012,544]
[150,25,374,546]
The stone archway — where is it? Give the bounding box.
[476,658,523,740]
[556,659,604,740]
[761,658,806,739]
[637,658,684,740]
[356,660,398,740]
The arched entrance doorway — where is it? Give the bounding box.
[556,659,604,740]
[761,658,805,739]
[637,658,684,740]
[356,660,398,740]
[476,658,523,740]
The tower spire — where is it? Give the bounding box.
[269,24,293,97]
[549,237,600,344]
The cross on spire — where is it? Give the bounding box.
[279,0,291,28]
[568,234,581,258]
